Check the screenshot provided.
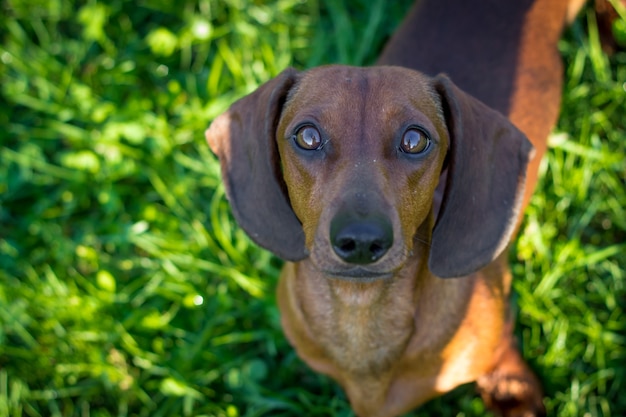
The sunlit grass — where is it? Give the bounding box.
[0,0,624,416]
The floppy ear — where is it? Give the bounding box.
[429,75,533,278]
[205,67,308,261]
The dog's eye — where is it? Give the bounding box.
[400,127,431,154]
[293,126,322,150]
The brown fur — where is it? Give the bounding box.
[206,1,585,416]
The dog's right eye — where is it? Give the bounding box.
[293,126,323,151]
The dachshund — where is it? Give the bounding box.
[206,1,587,415]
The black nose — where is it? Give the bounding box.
[330,215,393,264]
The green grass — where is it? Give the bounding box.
[0,0,624,416]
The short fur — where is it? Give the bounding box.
[206,1,585,415]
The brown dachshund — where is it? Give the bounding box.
[206,0,585,416]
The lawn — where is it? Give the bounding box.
[0,0,624,416]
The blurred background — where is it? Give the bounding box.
[0,0,625,416]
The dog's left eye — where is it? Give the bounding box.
[293,126,323,151]
[400,127,431,154]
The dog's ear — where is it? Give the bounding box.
[429,75,533,278]
[205,67,308,261]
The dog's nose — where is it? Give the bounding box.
[330,216,393,264]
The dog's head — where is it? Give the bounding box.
[206,66,532,279]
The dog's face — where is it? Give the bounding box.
[275,66,448,280]
[206,65,531,279]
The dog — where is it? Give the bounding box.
[206,0,586,415]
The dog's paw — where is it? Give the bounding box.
[477,372,546,417]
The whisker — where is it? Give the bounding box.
[413,234,432,247]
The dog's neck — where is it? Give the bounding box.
[298,253,423,370]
